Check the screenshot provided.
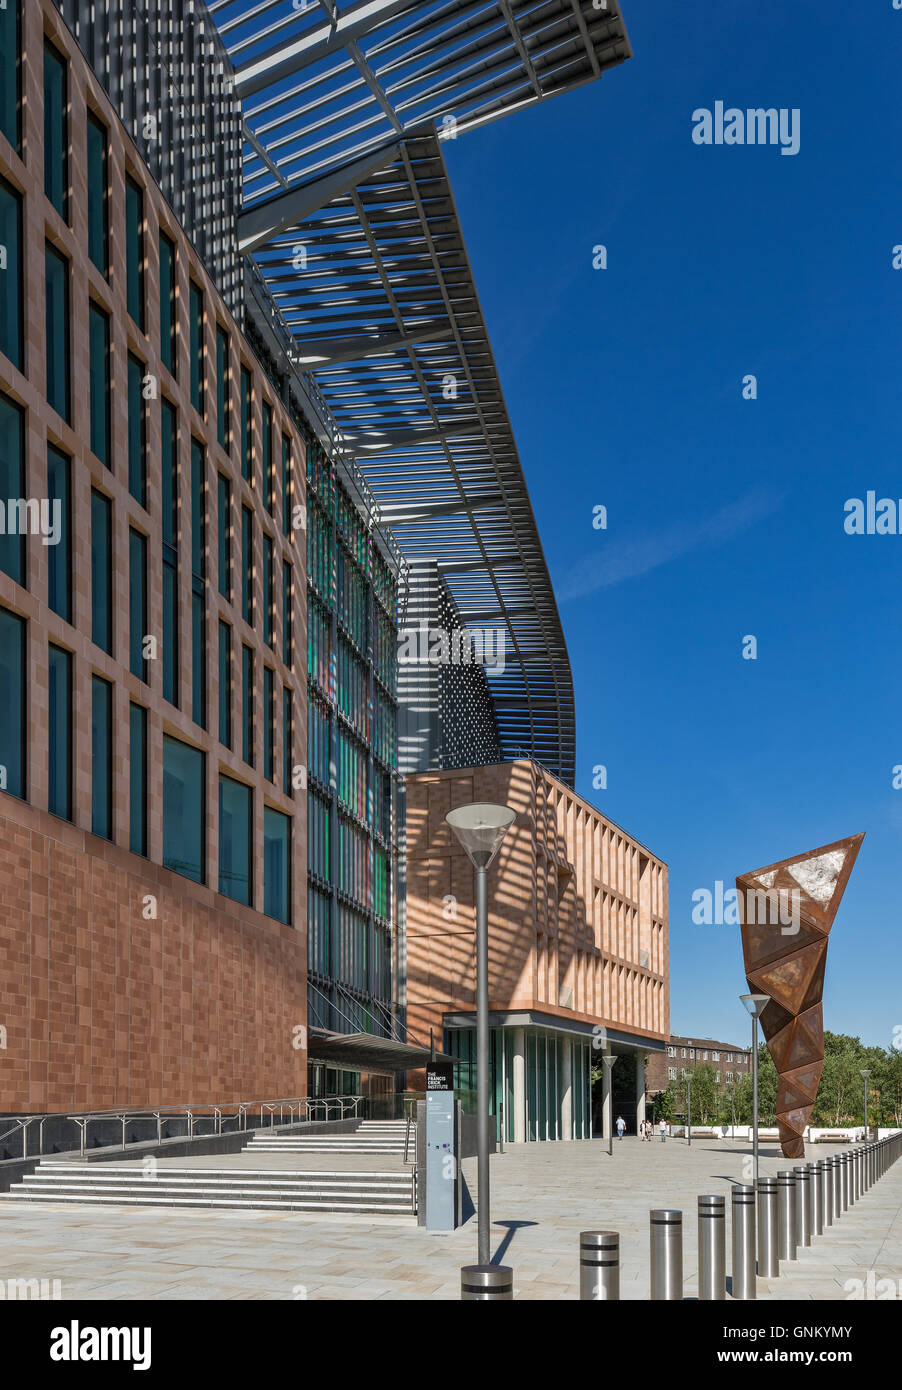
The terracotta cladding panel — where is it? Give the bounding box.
[0,808,307,1111]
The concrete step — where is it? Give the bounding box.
[8,1162,416,1214]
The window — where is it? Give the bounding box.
[0,178,23,370]
[162,735,205,883]
[702,1050,708,1060]
[161,400,178,707]
[667,1046,676,1057]
[129,703,147,856]
[282,686,292,797]
[0,606,25,799]
[0,393,24,584]
[241,506,253,622]
[264,666,274,781]
[48,643,71,820]
[159,233,176,375]
[216,326,229,448]
[128,355,147,505]
[264,806,290,924]
[90,490,112,654]
[47,445,70,622]
[43,42,68,220]
[282,561,292,666]
[128,529,147,681]
[91,675,112,839]
[86,115,108,275]
[263,401,273,512]
[668,1068,676,1081]
[125,176,144,330]
[218,621,232,748]
[0,0,21,150]
[88,302,110,466]
[712,1051,720,1061]
[681,1048,687,1058]
[189,281,203,414]
[217,474,231,599]
[281,436,291,535]
[240,367,251,480]
[726,1071,734,1082]
[715,1071,721,1083]
[219,774,252,905]
[242,644,254,766]
[690,1050,696,1060]
[191,440,206,729]
[45,244,70,421]
[263,533,274,646]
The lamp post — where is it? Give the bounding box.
[686,1073,692,1146]
[860,1069,871,1140]
[602,1054,616,1156]
[730,1085,736,1141]
[446,803,516,1267]
[740,994,769,1188]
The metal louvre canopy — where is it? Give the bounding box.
[309,1030,454,1072]
[260,132,576,779]
[205,1,633,786]
[210,0,632,198]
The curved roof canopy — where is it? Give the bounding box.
[207,0,633,784]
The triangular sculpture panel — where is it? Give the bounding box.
[736,833,864,1159]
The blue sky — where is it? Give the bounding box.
[445,0,902,1050]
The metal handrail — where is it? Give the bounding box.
[0,1096,367,1160]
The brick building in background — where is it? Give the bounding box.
[645,1035,752,1111]
[404,760,668,1141]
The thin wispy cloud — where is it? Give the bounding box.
[559,486,786,601]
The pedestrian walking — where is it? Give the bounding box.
[659,1118,666,1142]
[616,1115,625,1140]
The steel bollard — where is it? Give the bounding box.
[650,1209,683,1300]
[698,1196,725,1300]
[731,1184,756,1300]
[850,1149,858,1204]
[460,1265,513,1300]
[794,1165,811,1247]
[831,1152,842,1217]
[778,1170,797,1263]
[839,1152,849,1212]
[809,1162,823,1237]
[757,1177,779,1277]
[854,1146,861,1201]
[580,1231,620,1301]
[845,1151,854,1208]
[820,1158,833,1228]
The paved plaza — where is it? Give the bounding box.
[0,1138,899,1300]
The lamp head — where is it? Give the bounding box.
[446,803,516,869]
[740,993,769,1019]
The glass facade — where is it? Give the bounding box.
[47,445,71,621]
[263,665,274,781]
[129,703,147,856]
[90,489,112,654]
[0,177,22,370]
[241,505,253,622]
[0,0,21,151]
[240,366,251,480]
[0,392,24,584]
[128,354,147,505]
[162,400,178,707]
[191,440,206,728]
[125,176,144,328]
[282,560,292,666]
[218,774,251,905]
[162,735,204,883]
[88,301,111,466]
[86,114,108,275]
[217,474,231,598]
[216,325,229,448]
[264,805,290,925]
[45,244,70,421]
[0,606,25,799]
[128,528,147,680]
[43,42,68,220]
[447,1028,592,1144]
[91,675,112,840]
[218,620,232,748]
[282,686,293,797]
[281,435,291,535]
[48,643,72,821]
[242,644,254,766]
[263,533,274,646]
[262,401,273,512]
[189,281,203,414]
[159,232,176,375]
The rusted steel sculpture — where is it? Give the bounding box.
[736,833,865,1159]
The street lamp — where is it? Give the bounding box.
[686,1073,692,1146]
[860,1069,871,1140]
[602,1054,616,1156]
[446,803,516,1266]
[740,994,769,1187]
